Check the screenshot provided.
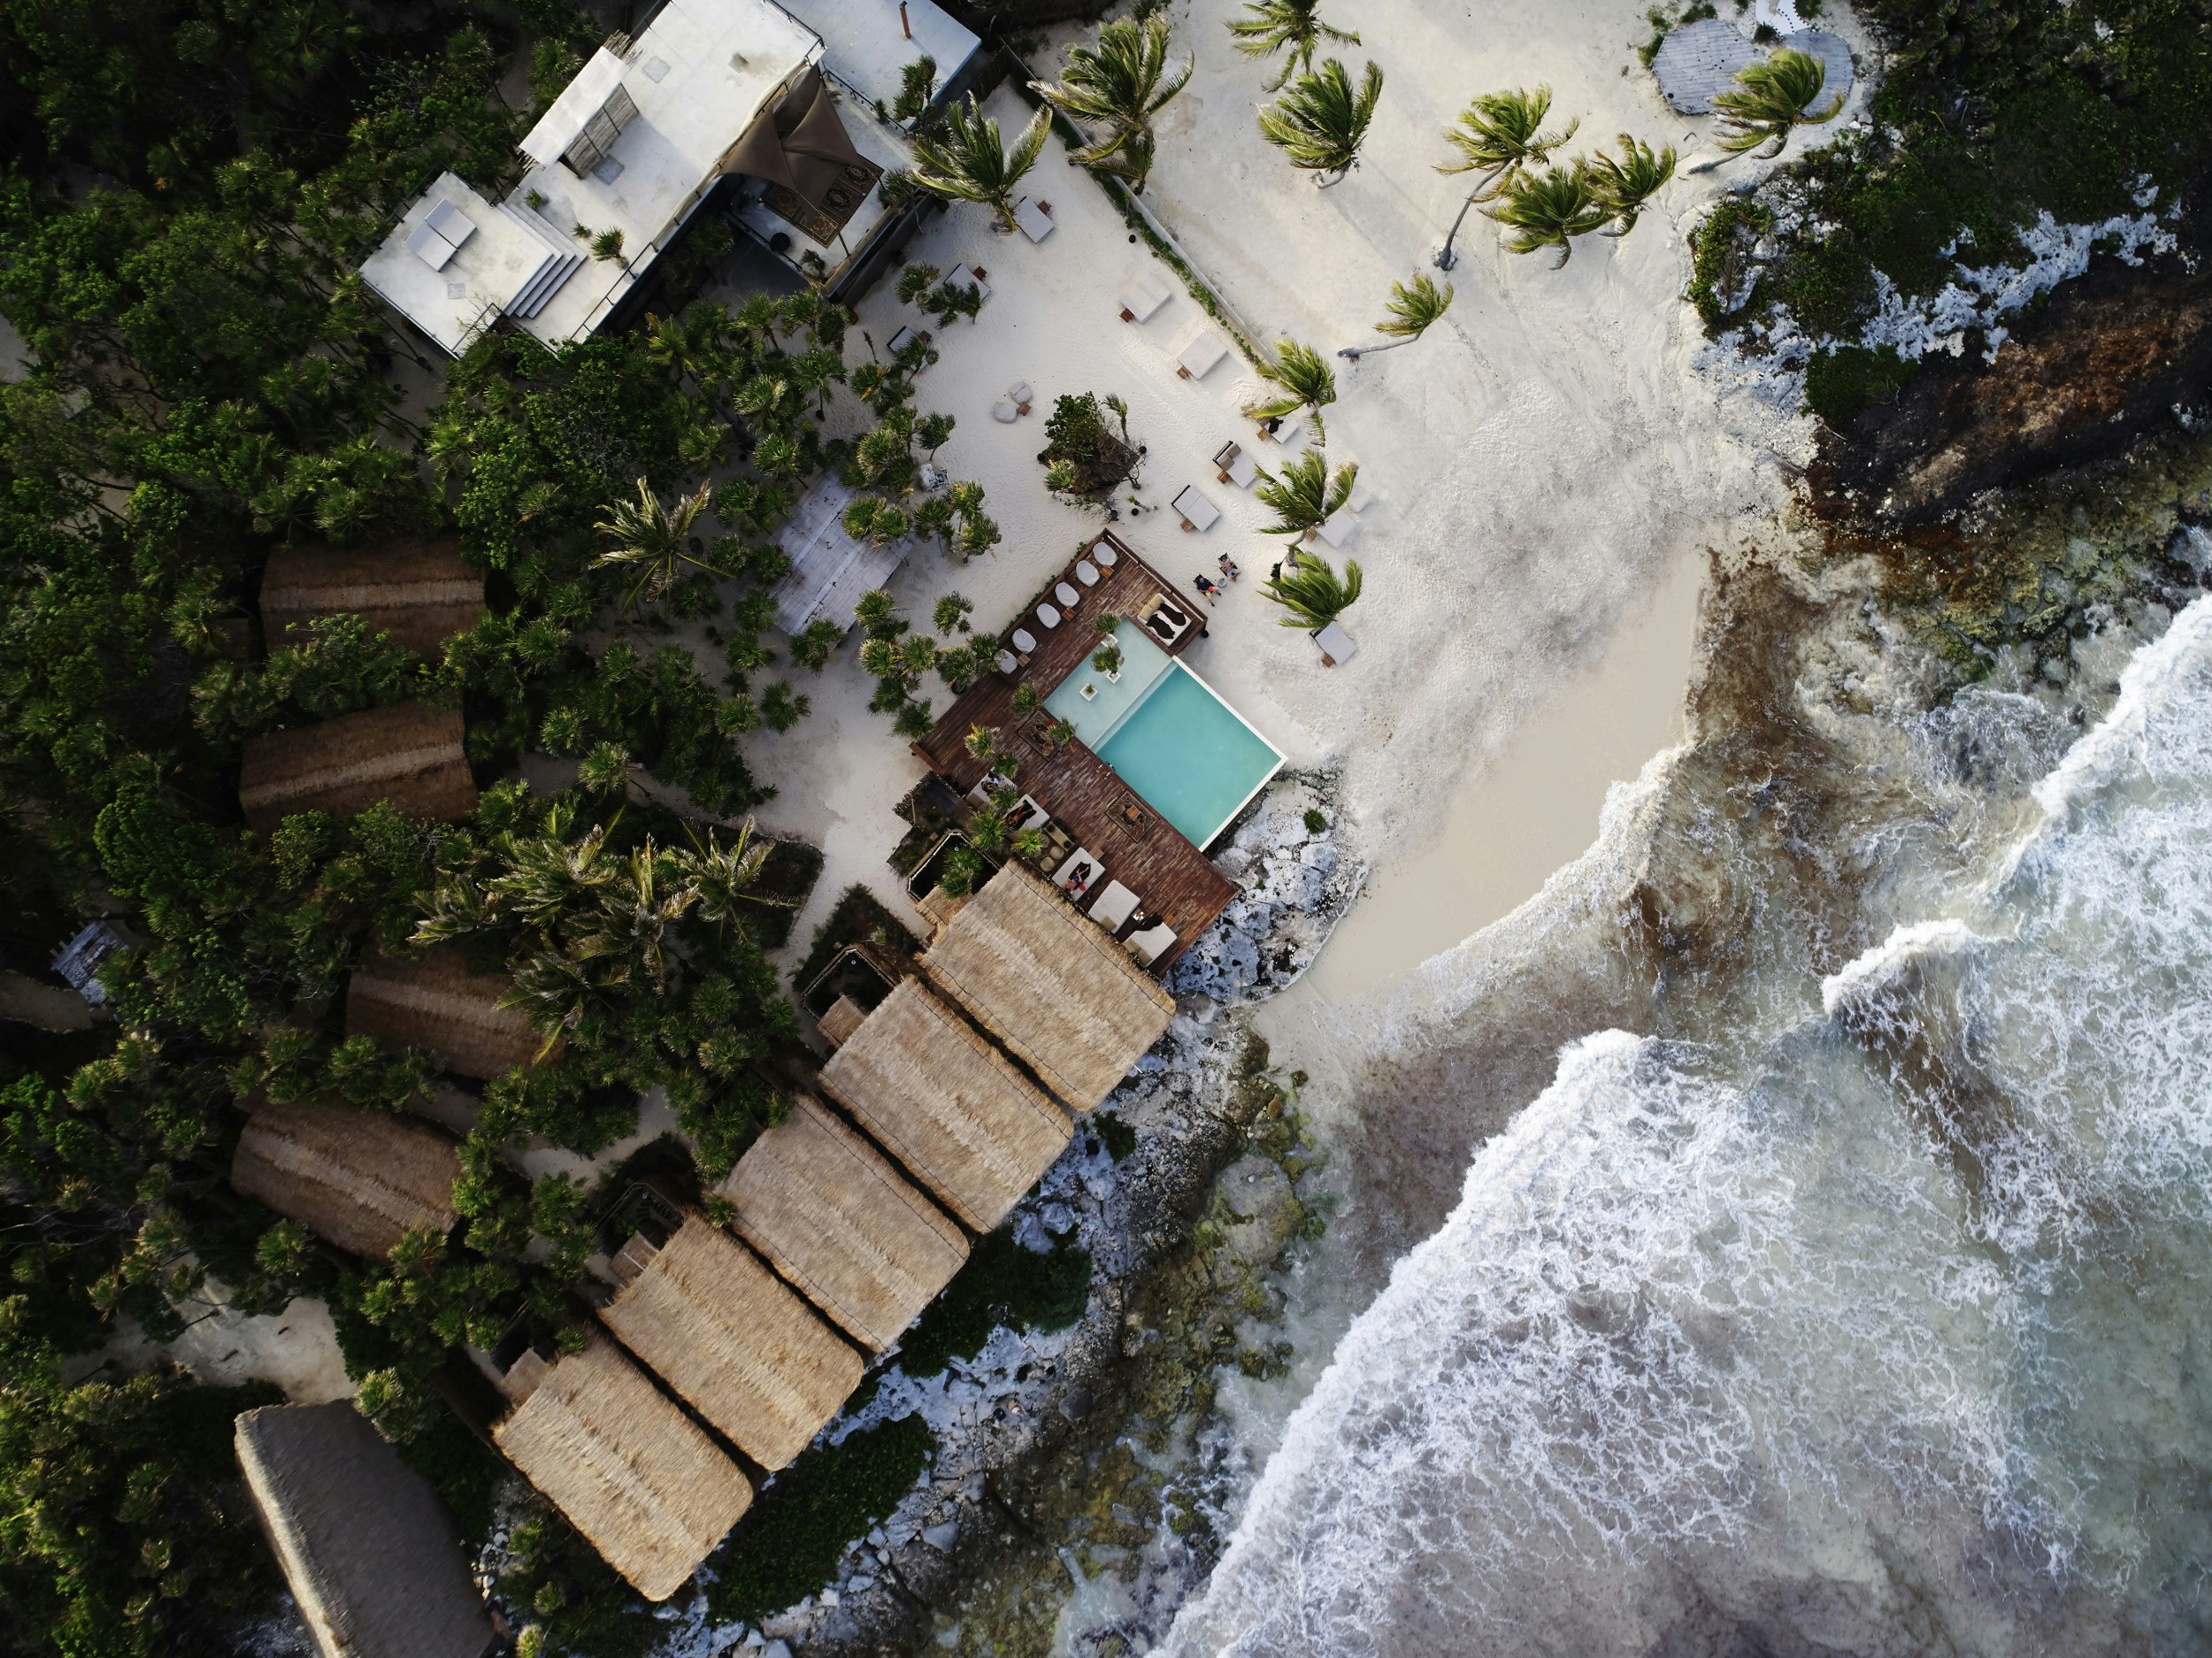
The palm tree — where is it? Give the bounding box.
[1253,449,1357,538]
[1587,134,1677,235]
[1339,273,1454,360]
[1262,554,1363,631]
[1708,49,1844,162]
[1247,337,1338,441]
[1256,58,1382,187]
[909,94,1054,232]
[1227,0,1360,91]
[685,819,793,934]
[1484,163,1610,268]
[1031,15,1194,196]
[1434,86,1578,270]
[590,478,728,610]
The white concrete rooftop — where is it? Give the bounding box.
[774,0,978,113]
[359,174,580,357]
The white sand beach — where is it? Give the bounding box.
[751,0,1831,988]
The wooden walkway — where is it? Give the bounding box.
[914,533,1235,971]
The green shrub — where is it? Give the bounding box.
[1686,197,1771,332]
[499,1507,659,1658]
[791,884,920,992]
[1302,808,1328,835]
[1093,1112,1138,1162]
[704,1416,936,1624]
[1802,343,1918,427]
[897,1232,1092,1377]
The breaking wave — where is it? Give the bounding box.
[1164,593,2212,1656]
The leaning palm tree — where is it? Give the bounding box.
[1227,0,1360,91]
[1485,163,1610,268]
[1339,273,1454,360]
[685,819,794,935]
[1587,134,1677,236]
[1031,15,1194,196]
[590,478,727,610]
[1254,449,1357,538]
[909,94,1054,231]
[1256,58,1383,187]
[1708,48,1844,162]
[1246,337,1339,441]
[1262,554,1363,631]
[1434,86,1578,269]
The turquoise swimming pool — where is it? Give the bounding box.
[1045,620,1282,848]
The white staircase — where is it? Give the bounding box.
[496,202,585,320]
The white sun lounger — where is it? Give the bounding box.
[1118,271,1173,323]
[1312,619,1358,666]
[945,264,991,302]
[995,649,1019,675]
[1054,580,1082,610]
[1346,477,1376,514]
[1074,560,1102,587]
[1014,196,1055,243]
[1091,541,1119,568]
[1262,410,1304,447]
[1177,334,1229,380]
[1140,596,1192,645]
[1088,880,1140,931]
[1053,848,1102,898]
[1124,920,1176,967]
[1010,627,1038,654]
[1315,509,1358,549]
[1214,441,1259,488]
[887,324,929,357]
[1172,486,1221,533]
[1035,603,1062,629]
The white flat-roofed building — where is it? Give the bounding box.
[773,0,977,112]
[359,173,587,357]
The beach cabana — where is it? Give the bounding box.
[718,1094,970,1352]
[492,1333,752,1601]
[818,977,1071,1232]
[259,539,486,658]
[598,1212,861,1471]
[237,702,477,832]
[229,1097,462,1259]
[235,1401,492,1658]
[921,864,1174,1109]
[346,948,549,1079]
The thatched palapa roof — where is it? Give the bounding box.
[259,539,485,657]
[238,702,477,832]
[818,977,1071,1232]
[235,1401,491,1658]
[230,1097,462,1259]
[599,1214,861,1471]
[346,948,549,1079]
[719,1094,969,1353]
[921,863,1174,1109]
[492,1333,752,1602]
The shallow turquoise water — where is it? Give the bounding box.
[1094,663,1281,848]
[1044,619,1173,747]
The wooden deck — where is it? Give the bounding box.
[914,533,1234,972]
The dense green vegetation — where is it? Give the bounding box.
[897,1232,1094,1377]
[705,1414,937,1625]
[0,0,1004,1649]
[1689,0,2212,355]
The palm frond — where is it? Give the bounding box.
[1253,449,1358,536]
[1711,49,1843,158]
[910,95,1054,229]
[1440,85,1577,198]
[1260,554,1363,631]
[1246,337,1338,440]
[1226,0,1360,90]
[1378,272,1453,338]
[1256,58,1383,182]
[1483,163,1610,267]
[1033,15,1194,193]
[1587,134,1677,235]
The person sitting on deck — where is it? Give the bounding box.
[1066,861,1094,899]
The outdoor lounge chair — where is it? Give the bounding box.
[1177,334,1229,380]
[1124,920,1176,967]
[1214,441,1259,488]
[1088,881,1140,932]
[1091,541,1119,569]
[995,649,1019,675]
[1346,477,1376,514]
[887,325,931,357]
[1014,197,1055,243]
[1074,560,1102,587]
[1010,627,1038,655]
[1053,848,1101,902]
[945,264,991,302]
[1035,603,1062,629]
[1118,271,1173,323]
[1311,619,1358,667]
[1054,580,1082,610]
[1171,486,1221,533]
[991,400,1020,424]
[1315,509,1358,549]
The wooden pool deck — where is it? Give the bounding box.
[913,533,1236,971]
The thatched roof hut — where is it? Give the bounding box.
[346,948,549,1079]
[598,1213,861,1471]
[238,702,477,832]
[718,1094,969,1353]
[492,1333,752,1602]
[921,864,1173,1109]
[817,978,1071,1232]
[235,1401,492,1658]
[259,539,485,658]
[230,1098,462,1259]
